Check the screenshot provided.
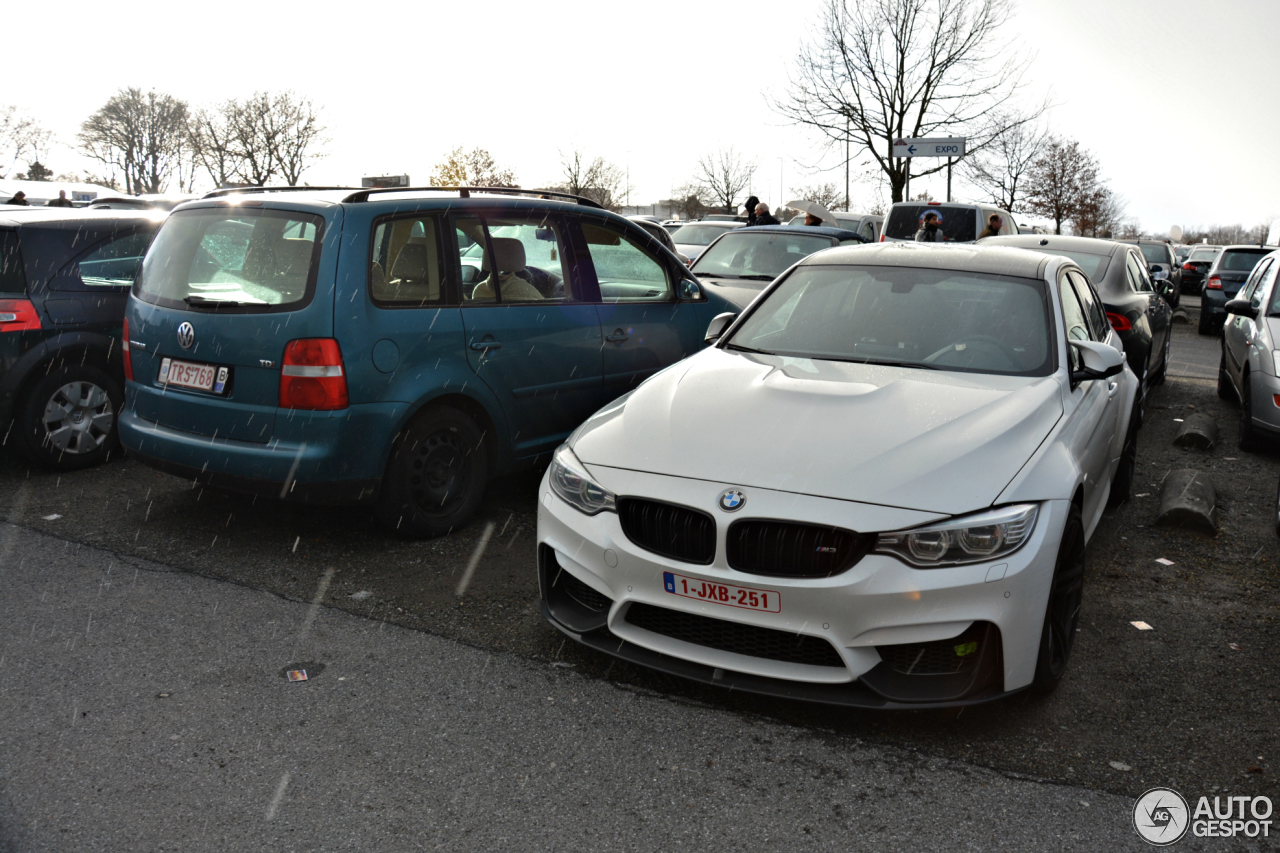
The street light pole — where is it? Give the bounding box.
[778,156,783,211]
[845,116,850,212]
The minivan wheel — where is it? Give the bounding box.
[1032,504,1084,694]
[376,405,489,538]
[15,365,122,471]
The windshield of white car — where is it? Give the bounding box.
[669,223,739,246]
[691,231,835,282]
[725,265,1053,377]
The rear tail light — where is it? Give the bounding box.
[1181,262,1196,271]
[1106,311,1133,332]
[0,298,41,332]
[1207,275,1222,290]
[280,338,348,410]
[122,316,133,381]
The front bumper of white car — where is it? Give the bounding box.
[537,464,1071,709]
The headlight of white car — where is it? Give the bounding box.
[549,443,616,515]
[875,504,1039,568]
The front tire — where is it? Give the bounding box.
[1217,347,1234,401]
[1032,504,1085,694]
[1106,410,1138,511]
[1239,372,1264,453]
[375,405,489,538]
[1197,311,1217,336]
[14,365,122,471]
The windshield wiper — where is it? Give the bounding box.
[184,295,250,307]
[700,272,738,279]
[736,274,775,281]
[723,342,770,354]
[824,356,940,370]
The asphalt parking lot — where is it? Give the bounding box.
[2,295,1278,840]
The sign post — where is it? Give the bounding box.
[893,138,967,202]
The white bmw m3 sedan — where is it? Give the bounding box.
[537,242,1138,708]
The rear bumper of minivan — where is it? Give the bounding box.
[120,403,387,505]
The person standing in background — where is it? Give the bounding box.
[743,195,760,226]
[47,190,74,208]
[753,202,779,226]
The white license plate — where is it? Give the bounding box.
[158,358,228,394]
[663,571,780,613]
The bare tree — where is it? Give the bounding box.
[1024,137,1099,235]
[667,183,713,220]
[78,88,190,194]
[554,148,630,209]
[189,104,245,189]
[694,147,756,213]
[265,92,326,186]
[0,106,52,179]
[962,113,1046,212]
[1073,186,1127,239]
[791,182,845,210]
[775,0,1044,203]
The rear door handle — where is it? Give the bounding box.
[605,330,629,343]
[470,338,501,351]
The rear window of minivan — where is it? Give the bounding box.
[884,205,977,242]
[135,208,323,312]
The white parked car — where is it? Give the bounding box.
[537,242,1137,708]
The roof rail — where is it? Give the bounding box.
[340,186,604,208]
[201,186,359,199]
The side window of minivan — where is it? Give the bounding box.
[582,221,673,303]
[370,215,446,307]
[454,214,575,304]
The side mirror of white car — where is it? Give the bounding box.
[1069,339,1125,383]
[705,312,738,343]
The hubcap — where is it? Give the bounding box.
[408,429,472,516]
[42,381,114,454]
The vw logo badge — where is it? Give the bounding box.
[176,321,195,350]
[718,489,746,512]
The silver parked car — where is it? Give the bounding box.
[1219,249,1280,450]
[669,221,743,263]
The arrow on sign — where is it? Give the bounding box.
[907,145,916,155]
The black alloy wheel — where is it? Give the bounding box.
[375,405,489,538]
[1106,409,1138,511]
[15,364,122,471]
[1239,372,1263,453]
[1217,346,1234,401]
[1032,504,1085,694]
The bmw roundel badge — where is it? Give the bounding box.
[718,489,746,512]
[176,321,195,350]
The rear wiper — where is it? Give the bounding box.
[184,295,249,307]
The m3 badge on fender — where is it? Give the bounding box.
[718,488,746,512]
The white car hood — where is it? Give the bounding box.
[573,348,1063,516]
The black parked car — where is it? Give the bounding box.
[982,234,1173,423]
[1180,244,1221,294]
[0,208,165,469]
[1199,245,1273,335]
[1116,239,1180,309]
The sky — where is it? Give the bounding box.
[3,0,1277,234]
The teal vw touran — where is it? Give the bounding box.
[120,187,740,536]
